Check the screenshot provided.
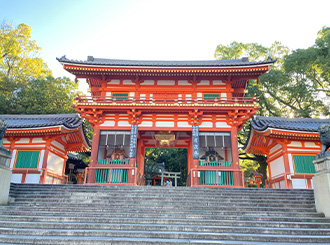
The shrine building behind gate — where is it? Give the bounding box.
[245,116,330,189]
[57,56,275,187]
[1,114,90,184]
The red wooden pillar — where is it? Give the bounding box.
[231,126,241,187]
[231,126,239,169]
[281,144,292,189]
[87,124,101,184]
[40,140,51,184]
[266,159,273,188]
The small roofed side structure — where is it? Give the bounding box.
[1,114,90,184]
[245,116,330,189]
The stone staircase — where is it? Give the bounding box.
[0,184,329,244]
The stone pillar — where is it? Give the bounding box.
[0,148,12,205]
[313,153,330,217]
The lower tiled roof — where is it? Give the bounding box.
[251,116,330,132]
[0,114,83,129]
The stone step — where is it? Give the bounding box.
[0,211,326,222]
[0,204,317,213]
[1,235,330,245]
[9,184,315,194]
[1,215,329,228]
[2,184,328,244]
[0,227,329,243]
[10,193,315,200]
[0,220,329,236]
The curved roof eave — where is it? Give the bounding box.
[57,56,276,69]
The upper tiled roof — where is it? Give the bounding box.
[56,55,276,68]
[0,114,83,129]
[251,116,330,132]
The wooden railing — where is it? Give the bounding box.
[84,165,145,186]
[265,172,314,189]
[199,160,232,167]
[11,168,68,184]
[97,159,129,165]
[187,167,244,187]
[74,95,257,106]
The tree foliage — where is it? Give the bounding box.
[0,76,78,114]
[214,27,330,181]
[0,21,79,115]
[0,21,51,99]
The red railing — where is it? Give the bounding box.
[187,167,244,187]
[74,95,257,106]
[11,168,68,184]
[83,165,145,186]
[265,172,314,189]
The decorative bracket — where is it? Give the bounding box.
[127,109,142,125]
[188,109,203,126]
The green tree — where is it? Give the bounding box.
[214,27,330,182]
[0,21,51,99]
[0,76,78,114]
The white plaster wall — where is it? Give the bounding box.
[157,80,175,85]
[213,80,225,85]
[16,138,30,144]
[11,174,22,183]
[141,80,154,85]
[10,150,17,168]
[178,122,190,127]
[106,92,111,97]
[139,121,153,127]
[216,122,230,128]
[287,149,319,152]
[221,93,227,98]
[156,122,174,127]
[45,176,53,184]
[288,141,302,147]
[108,79,120,84]
[305,142,319,148]
[288,153,294,173]
[123,79,134,85]
[269,156,285,177]
[292,179,308,189]
[279,180,286,189]
[2,138,9,144]
[32,138,45,143]
[199,122,213,128]
[47,152,65,175]
[51,141,65,152]
[15,145,45,148]
[129,92,135,97]
[178,80,190,85]
[270,144,282,155]
[38,150,45,169]
[118,121,131,127]
[100,121,115,127]
[198,80,210,85]
[25,174,40,184]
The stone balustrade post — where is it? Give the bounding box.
[313,153,330,217]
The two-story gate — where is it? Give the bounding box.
[57,56,275,187]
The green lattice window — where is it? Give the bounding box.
[112,93,128,100]
[203,94,220,101]
[15,151,40,169]
[293,155,315,174]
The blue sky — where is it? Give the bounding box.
[1,0,330,93]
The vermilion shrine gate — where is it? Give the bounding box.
[57,56,275,187]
